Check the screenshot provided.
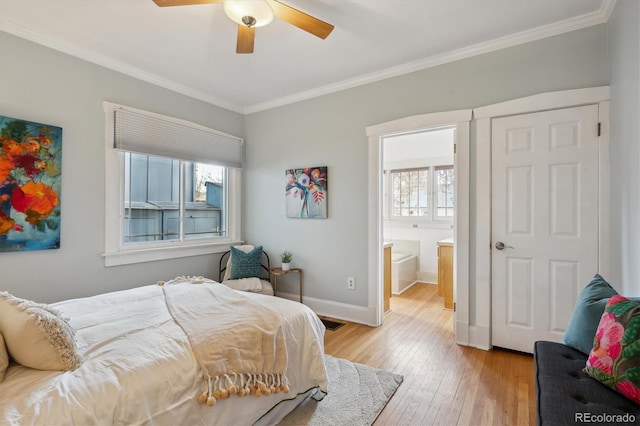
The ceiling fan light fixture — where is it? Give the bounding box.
[223,0,273,27]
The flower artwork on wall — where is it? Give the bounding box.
[285,166,327,218]
[0,115,62,252]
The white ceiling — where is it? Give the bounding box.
[0,0,614,114]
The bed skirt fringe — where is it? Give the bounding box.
[198,373,290,406]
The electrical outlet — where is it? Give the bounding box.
[347,277,356,290]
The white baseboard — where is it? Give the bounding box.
[417,271,437,283]
[276,292,377,326]
[391,280,418,295]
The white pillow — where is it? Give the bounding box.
[0,333,8,382]
[0,292,81,371]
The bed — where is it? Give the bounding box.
[0,279,328,425]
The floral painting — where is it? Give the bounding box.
[285,166,327,218]
[0,115,62,252]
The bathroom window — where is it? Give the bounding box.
[435,165,454,218]
[389,165,454,221]
[391,168,429,217]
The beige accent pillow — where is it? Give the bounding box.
[0,292,81,371]
[0,333,8,382]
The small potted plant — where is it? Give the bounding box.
[280,250,293,271]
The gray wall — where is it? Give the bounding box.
[243,24,609,307]
[0,31,244,303]
[0,21,621,316]
[608,0,640,296]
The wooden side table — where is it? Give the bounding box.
[270,267,303,303]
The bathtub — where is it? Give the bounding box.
[391,251,418,294]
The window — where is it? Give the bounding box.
[103,102,242,266]
[435,165,454,218]
[123,153,227,243]
[391,168,429,217]
[389,165,454,221]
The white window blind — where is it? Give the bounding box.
[111,106,242,169]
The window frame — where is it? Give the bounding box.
[389,167,431,219]
[103,102,242,267]
[386,164,454,224]
[434,164,455,220]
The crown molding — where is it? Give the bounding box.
[600,0,618,21]
[243,0,616,114]
[1,0,616,115]
[0,20,244,114]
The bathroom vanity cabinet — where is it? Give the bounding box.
[437,238,454,310]
[383,243,392,312]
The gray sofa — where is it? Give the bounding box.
[534,341,640,425]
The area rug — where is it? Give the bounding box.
[278,355,403,426]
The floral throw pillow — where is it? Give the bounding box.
[584,294,640,403]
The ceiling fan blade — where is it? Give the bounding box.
[267,0,334,39]
[152,0,223,7]
[236,24,255,54]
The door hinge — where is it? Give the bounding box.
[453,144,457,154]
[453,302,456,312]
[597,122,601,137]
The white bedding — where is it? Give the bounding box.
[0,284,328,425]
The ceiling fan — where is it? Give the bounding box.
[152,0,334,54]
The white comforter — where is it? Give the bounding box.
[0,284,328,425]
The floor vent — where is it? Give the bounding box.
[320,318,345,331]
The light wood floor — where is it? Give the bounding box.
[323,283,536,426]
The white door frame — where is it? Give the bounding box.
[366,109,472,331]
[473,86,610,350]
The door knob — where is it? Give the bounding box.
[495,242,514,250]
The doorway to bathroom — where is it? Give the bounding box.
[382,126,455,312]
[365,109,471,335]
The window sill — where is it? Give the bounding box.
[103,240,242,267]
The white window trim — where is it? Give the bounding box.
[434,165,455,220]
[388,167,431,221]
[387,165,455,223]
[102,101,242,267]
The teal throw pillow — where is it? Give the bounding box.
[229,245,263,280]
[563,274,617,354]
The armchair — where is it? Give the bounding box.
[218,245,274,296]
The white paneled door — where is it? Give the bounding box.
[491,105,600,353]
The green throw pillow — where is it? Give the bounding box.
[563,274,617,354]
[584,295,640,404]
[229,245,263,280]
